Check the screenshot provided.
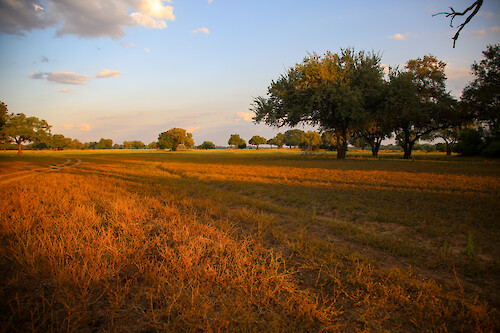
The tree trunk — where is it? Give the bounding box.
[336,130,348,159]
[371,138,382,158]
[446,144,452,155]
[17,141,22,155]
[402,130,413,159]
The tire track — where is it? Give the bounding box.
[0,159,82,186]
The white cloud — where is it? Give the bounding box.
[0,0,175,39]
[208,0,213,4]
[389,33,410,41]
[236,112,254,122]
[192,27,210,34]
[130,12,167,29]
[96,69,122,78]
[472,26,500,38]
[145,48,150,53]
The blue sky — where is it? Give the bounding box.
[1,0,499,146]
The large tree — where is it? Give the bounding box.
[389,55,457,159]
[461,44,500,138]
[158,128,194,151]
[252,49,385,159]
[3,113,51,155]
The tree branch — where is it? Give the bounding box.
[433,0,483,48]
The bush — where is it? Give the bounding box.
[454,128,484,156]
[482,140,500,158]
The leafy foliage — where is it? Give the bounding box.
[252,49,386,159]
[198,141,216,149]
[249,135,267,149]
[2,112,51,155]
[228,134,245,148]
[158,128,194,151]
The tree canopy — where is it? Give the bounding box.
[2,112,51,155]
[228,134,245,149]
[158,128,194,151]
[249,135,267,149]
[252,49,385,159]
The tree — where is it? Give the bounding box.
[299,131,322,154]
[434,0,483,48]
[158,128,194,151]
[252,49,385,159]
[267,132,285,148]
[431,127,460,155]
[284,129,305,148]
[0,101,8,143]
[228,134,245,149]
[3,113,51,155]
[389,55,458,159]
[51,134,72,150]
[96,138,113,149]
[249,135,267,149]
[123,140,145,149]
[321,130,337,150]
[148,141,158,149]
[199,141,216,149]
[461,44,500,140]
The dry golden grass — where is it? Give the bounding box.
[0,150,498,332]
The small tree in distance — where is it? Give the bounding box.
[249,135,267,149]
[199,141,216,149]
[228,134,245,149]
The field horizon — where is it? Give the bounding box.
[1,149,498,331]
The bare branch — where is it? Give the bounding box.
[433,0,483,48]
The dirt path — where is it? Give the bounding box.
[0,158,82,186]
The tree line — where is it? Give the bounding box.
[1,44,498,157]
[252,44,499,159]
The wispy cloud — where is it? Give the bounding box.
[185,126,201,133]
[145,48,151,53]
[192,27,210,34]
[96,69,122,78]
[30,68,121,85]
[389,33,412,41]
[57,88,73,94]
[0,0,175,39]
[235,112,254,122]
[208,0,214,4]
[63,123,92,131]
[121,42,136,48]
[472,26,500,38]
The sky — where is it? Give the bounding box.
[0,0,499,146]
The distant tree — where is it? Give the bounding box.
[388,55,458,159]
[237,142,247,149]
[284,129,305,148]
[158,128,193,151]
[123,140,145,149]
[51,134,72,150]
[3,113,51,155]
[199,141,216,149]
[85,142,98,150]
[228,134,245,149]
[349,136,369,150]
[95,138,113,149]
[148,141,157,149]
[434,0,483,48]
[267,132,285,148]
[431,127,460,155]
[252,49,385,159]
[299,131,322,154]
[249,135,267,149]
[69,139,84,150]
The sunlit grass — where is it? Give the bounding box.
[0,150,498,331]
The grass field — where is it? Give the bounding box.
[0,149,499,332]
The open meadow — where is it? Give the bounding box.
[0,149,499,332]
